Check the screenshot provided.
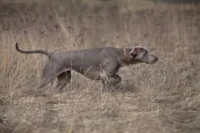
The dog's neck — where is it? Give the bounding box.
[117,48,132,66]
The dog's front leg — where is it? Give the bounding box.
[111,74,121,86]
[100,74,110,91]
[100,73,121,91]
[99,58,120,91]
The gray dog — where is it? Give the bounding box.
[16,43,158,91]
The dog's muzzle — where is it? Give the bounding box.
[145,54,158,64]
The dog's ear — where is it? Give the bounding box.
[129,46,141,56]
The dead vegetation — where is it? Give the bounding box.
[0,0,200,133]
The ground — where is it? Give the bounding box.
[0,0,200,133]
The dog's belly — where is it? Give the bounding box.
[79,67,101,80]
[82,71,101,80]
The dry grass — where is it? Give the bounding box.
[0,0,200,133]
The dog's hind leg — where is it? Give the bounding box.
[37,63,56,89]
[56,71,71,91]
[37,61,65,89]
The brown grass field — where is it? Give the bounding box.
[0,0,200,133]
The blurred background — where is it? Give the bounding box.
[0,0,200,133]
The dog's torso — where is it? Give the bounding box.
[49,47,124,80]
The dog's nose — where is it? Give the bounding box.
[155,57,158,62]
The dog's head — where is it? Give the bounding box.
[129,46,158,64]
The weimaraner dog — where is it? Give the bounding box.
[16,43,158,91]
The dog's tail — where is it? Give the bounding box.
[15,42,49,56]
